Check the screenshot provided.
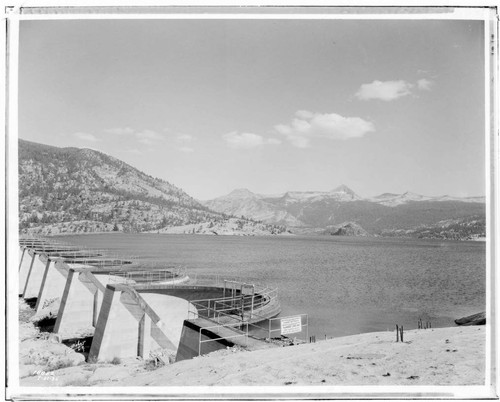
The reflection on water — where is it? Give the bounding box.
[55,233,486,338]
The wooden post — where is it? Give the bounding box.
[396,325,399,342]
[400,325,404,342]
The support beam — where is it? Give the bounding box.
[35,258,69,313]
[53,269,95,339]
[93,290,99,327]
[19,251,36,296]
[89,287,156,362]
[138,313,152,358]
[23,252,48,299]
[18,247,26,272]
[89,285,193,362]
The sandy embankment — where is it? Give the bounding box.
[108,326,485,386]
[19,296,485,387]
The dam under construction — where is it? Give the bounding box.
[17,236,308,364]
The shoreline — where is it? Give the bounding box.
[25,231,488,243]
[19,295,485,387]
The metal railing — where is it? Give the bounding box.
[189,290,276,319]
[193,303,307,356]
[21,240,75,251]
[198,321,249,356]
[47,249,106,259]
[19,236,50,245]
[178,273,266,287]
[108,266,188,286]
[18,238,130,266]
[61,252,139,268]
[187,282,279,328]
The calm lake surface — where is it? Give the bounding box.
[54,233,486,338]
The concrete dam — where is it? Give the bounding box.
[17,237,298,363]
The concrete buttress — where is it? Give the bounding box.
[88,285,194,361]
[23,252,49,299]
[19,250,36,296]
[35,258,67,313]
[54,269,95,339]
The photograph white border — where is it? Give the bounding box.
[3,2,498,400]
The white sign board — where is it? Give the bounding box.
[241,284,254,296]
[280,316,302,335]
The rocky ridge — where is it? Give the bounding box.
[203,186,486,240]
[18,140,286,236]
[19,139,486,239]
[327,222,371,237]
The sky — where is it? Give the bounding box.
[18,17,486,200]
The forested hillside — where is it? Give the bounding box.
[19,140,286,235]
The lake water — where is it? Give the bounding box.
[53,233,486,339]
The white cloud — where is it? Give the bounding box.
[163,129,196,145]
[135,129,163,145]
[356,78,434,101]
[176,134,193,142]
[104,127,135,135]
[121,148,143,155]
[417,78,433,91]
[103,127,165,145]
[266,138,282,145]
[223,131,281,149]
[275,111,375,148]
[176,134,194,152]
[355,80,413,101]
[73,132,100,142]
[136,129,163,140]
[296,110,314,119]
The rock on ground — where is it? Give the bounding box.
[19,338,86,376]
[18,298,163,388]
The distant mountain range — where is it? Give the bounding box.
[369,191,485,207]
[203,186,486,240]
[18,140,286,236]
[18,139,485,240]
